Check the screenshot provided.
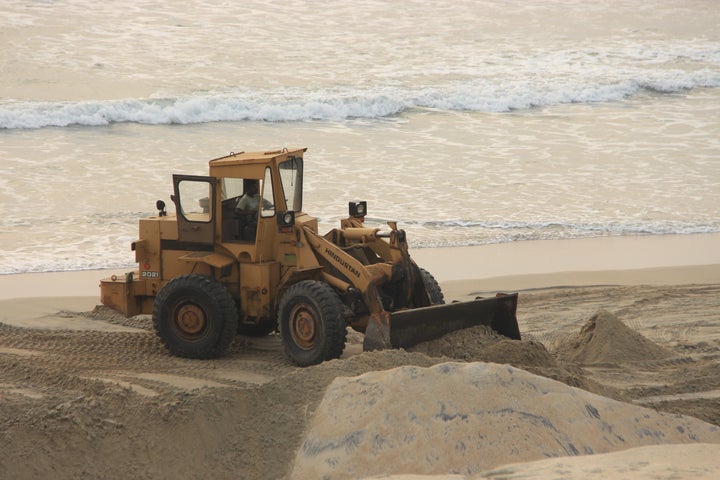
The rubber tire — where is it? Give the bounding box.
[153,274,238,359]
[278,280,347,367]
[419,267,445,305]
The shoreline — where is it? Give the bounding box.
[0,233,718,302]
[412,232,720,282]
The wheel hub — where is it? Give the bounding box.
[289,305,317,349]
[175,303,206,338]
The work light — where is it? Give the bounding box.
[349,201,367,218]
[277,210,295,233]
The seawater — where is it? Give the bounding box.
[1,0,719,274]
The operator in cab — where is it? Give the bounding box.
[235,179,262,214]
[233,179,273,242]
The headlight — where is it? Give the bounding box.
[277,210,295,232]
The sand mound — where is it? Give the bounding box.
[409,325,558,368]
[407,323,623,399]
[555,310,673,365]
[290,362,720,479]
[377,444,720,480]
[475,443,720,480]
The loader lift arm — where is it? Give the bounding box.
[302,224,520,352]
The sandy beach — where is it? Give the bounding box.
[1,234,720,479]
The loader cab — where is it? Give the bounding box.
[172,149,305,259]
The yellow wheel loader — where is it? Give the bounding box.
[100,148,520,366]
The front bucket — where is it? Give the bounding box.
[385,293,520,349]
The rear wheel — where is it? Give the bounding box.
[153,274,238,359]
[419,267,445,305]
[278,280,347,367]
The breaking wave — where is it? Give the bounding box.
[2,69,719,129]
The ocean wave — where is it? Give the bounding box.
[316,216,720,249]
[2,69,719,129]
[377,219,720,248]
[402,218,720,233]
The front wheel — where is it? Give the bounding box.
[419,267,445,305]
[278,280,347,367]
[152,274,238,359]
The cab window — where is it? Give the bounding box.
[279,156,302,212]
[261,167,275,218]
[177,179,212,222]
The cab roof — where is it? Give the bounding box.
[208,147,307,167]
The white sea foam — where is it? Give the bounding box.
[2,67,719,129]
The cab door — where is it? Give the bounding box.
[172,174,217,245]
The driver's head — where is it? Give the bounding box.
[244,179,259,194]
